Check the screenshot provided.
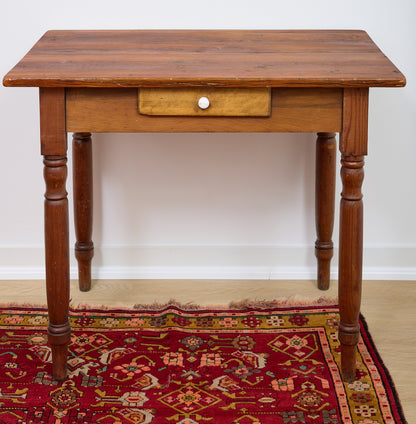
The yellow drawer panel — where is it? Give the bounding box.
[138,88,271,117]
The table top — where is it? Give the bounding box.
[3,30,405,88]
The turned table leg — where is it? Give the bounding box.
[338,155,364,381]
[73,132,94,292]
[315,132,336,290]
[40,88,70,380]
[44,155,71,380]
[338,88,368,382]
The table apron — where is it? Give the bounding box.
[65,87,342,133]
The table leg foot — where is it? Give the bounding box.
[339,332,360,382]
[315,132,336,290]
[48,323,71,381]
[73,132,94,292]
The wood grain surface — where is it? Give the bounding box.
[39,88,67,155]
[3,30,405,88]
[340,88,369,156]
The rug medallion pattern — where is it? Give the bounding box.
[0,306,406,423]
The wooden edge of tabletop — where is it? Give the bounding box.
[2,77,407,88]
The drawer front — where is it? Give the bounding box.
[138,88,271,117]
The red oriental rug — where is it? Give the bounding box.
[0,304,407,423]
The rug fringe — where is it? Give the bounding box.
[0,296,338,312]
[73,296,338,311]
[0,301,47,308]
[228,295,338,309]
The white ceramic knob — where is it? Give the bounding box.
[198,96,210,110]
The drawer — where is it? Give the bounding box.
[138,87,271,117]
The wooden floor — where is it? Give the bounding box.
[1,278,414,422]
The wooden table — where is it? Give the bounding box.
[3,30,405,382]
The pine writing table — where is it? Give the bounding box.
[3,30,405,382]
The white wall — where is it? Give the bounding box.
[1,0,415,280]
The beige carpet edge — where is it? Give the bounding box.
[0,296,338,312]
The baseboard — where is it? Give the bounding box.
[0,246,415,280]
